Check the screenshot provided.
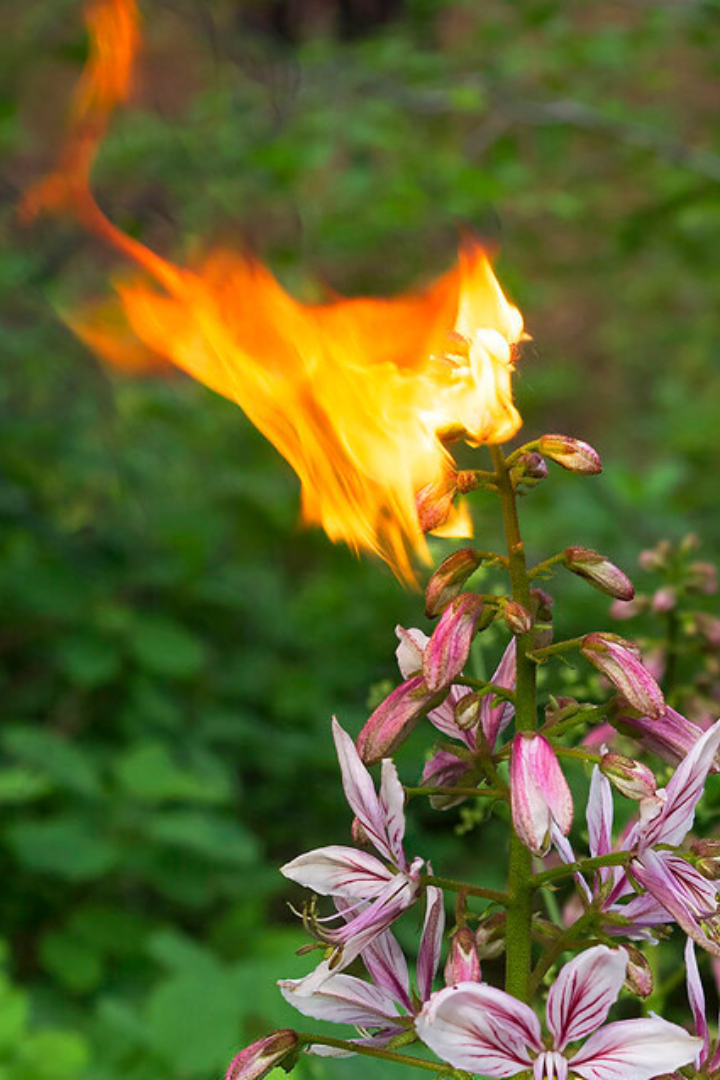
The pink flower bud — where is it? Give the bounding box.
[423,593,485,693]
[639,542,670,572]
[444,927,481,985]
[510,452,548,486]
[538,434,602,475]
[475,912,506,960]
[600,752,657,800]
[581,633,665,719]
[416,470,458,533]
[504,600,534,636]
[530,588,554,621]
[225,1031,299,1080]
[615,705,718,771]
[652,587,676,613]
[425,549,484,618]
[564,547,635,601]
[357,676,437,765]
[510,734,573,857]
[688,561,718,596]
[609,597,647,621]
[696,613,720,649]
[623,945,653,999]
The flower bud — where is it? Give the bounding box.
[600,753,657,800]
[691,840,720,879]
[454,691,481,731]
[510,734,573,857]
[696,614,720,649]
[421,750,477,810]
[538,434,602,475]
[639,542,671,572]
[504,600,534,636]
[510,452,548,487]
[444,927,481,985]
[395,626,428,678]
[581,633,665,719]
[425,549,484,618]
[423,593,485,693]
[357,676,436,765]
[563,547,635,602]
[475,912,506,960]
[530,588,554,622]
[688,561,718,596]
[416,470,458,533]
[623,946,653,999]
[609,597,647,621]
[615,705,718,771]
[652,587,676,613]
[225,1031,299,1080]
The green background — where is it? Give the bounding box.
[1,1,720,1077]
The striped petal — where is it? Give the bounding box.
[569,1017,702,1080]
[640,718,720,850]
[281,845,393,897]
[332,719,405,866]
[417,887,445,1002]
[546,946,627,1051]
[684,938,708,1065]
[278,973,400,1027]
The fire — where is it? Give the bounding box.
[22,0,527,583]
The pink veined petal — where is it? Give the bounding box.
[307,1028,406,1058]
[378,758,408,869]
[568,1016,703,1080]
[607,892,669,936]
[396,627,429,679]
[587,768,614,861]
[511,735,573,857]
[361,929,413,1013]
[281,845,393,897]
[632,849,720,957]
[480,639,517,750]
[332,719,400,865]
[684,937,709,1065]
[551,824,593,903]
[417,887,445,1002]
[416,983,539,1078]
[546,946,627,1051]
[278,973,401,1027]
[640,718,720,850]
[534,1051,568,1080]
[422,593,484,693]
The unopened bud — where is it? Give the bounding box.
[425,549,484,618]
[475,912,506,960]
[510,452,548,487]
[444,927,481,985]
[351,817,370,846]
[423,593,485,693]
[696,614,720,649]
[639,542,671,573]
[454,691,481,731]
[357,676,436,765]
[416,470,458,533]
[600,753,657,800]
[225,1031,299,1080]
[530,588,554,622]
[623,946,653,999]
[688,561,718,596]
[564,547,635,602]
[538,434,602,475]
[504,600,534,636]
[691,840,720,879]
[581,633,665,719]
[609,597,647,621]
[652,587,676,613]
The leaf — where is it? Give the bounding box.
[0,768,53,804]
[1,728,101,798]
[6,816,119,880]
[39,932,104,993]
[14,1031,89,1080]
[129,617,206,678]
[146,810,259,866]
[114,741,232,804]
[54,635,121,689]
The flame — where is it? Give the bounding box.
[22,0,527,584]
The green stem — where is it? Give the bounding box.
[404,785,507,801]
[532,851,633,888]
[552,745,602,766]
[491,444,536,1003]
[539,702,609,738]
[528,553,566,580]
[528,907,599,994]
[455,676,516,703]
[296,1033,454,1074]
[423,874,509,905]
[529,637,584,662]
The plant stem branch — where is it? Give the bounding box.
[423,874,509,905]
[533,851,633,888]
[404,785,507,801]
[296,1034,453,1074]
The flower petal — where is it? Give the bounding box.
[357,676,437,765]
[511,734,573,856]
[569,1017,703,1080]
[640,718,720,850]
[281,845,393,897]
[546,946,627,1051]
[422,593,485,693]
[587,767,614,861]
[480,639,517,750]
[417,887,445,1002]
[684,938,708,1064]
[278,973,400,1027]
[361,929,413,1013]
[632,849,720,957]
[395,627,429,679]
[332,719,404,866]
[378,758,407,868]
[416,983,539,1078]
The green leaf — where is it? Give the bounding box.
[39,931,104,993]
[114,741,232,804]
[14,1031,89,1080]
[6,816,119,880]
[0,768,53,804]
[128,617,206,678]
[1,727,101,798]
[146,810,259,865]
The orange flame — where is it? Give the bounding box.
[23,0,527,583]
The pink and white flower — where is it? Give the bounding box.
[676,938,720,1075]
[281,720,425,993]
[416,945,701,1080]
[279,887,456,1055]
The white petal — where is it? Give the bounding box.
[546,946,627,1051]
[278,973,400,1027]
[641,718,720,849]
[395,627,428,678]
[281,845,393,897]
[417,887,445,1002]
[378,758,407,867]
[569,1017,703,1080]
[332,719,401,865]
[361,929,412,1012]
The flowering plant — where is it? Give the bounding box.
[224,434,720,1080]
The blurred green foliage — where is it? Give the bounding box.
[2,0,720,1077]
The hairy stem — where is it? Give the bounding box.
[533,851,633,888]
[296,1033,454,1074]
[491,445,536,1002]
[423,874,509,905]
[404,785,507,801]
